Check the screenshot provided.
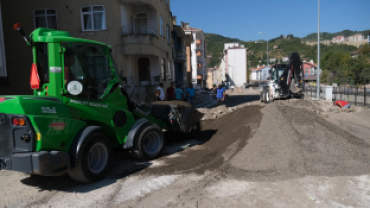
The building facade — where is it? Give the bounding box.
[222,43,247,87]
[302,62,317,76]
[120,0,174,89]
[250,65,269,83]
[0,0,176,96]
[172,18,192,88]
[183,23,206,89]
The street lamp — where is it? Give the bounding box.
[317,0,321,99]
[259,32,269,68]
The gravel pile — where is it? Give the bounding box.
[230,100,370,181]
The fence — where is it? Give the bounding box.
[332,86,370,107]
[305,85,370,107]
[305,85,326,100]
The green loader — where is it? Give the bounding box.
[0,24,201,183]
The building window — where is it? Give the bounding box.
[167,61,172,79]
[81,5,107,31]
[160,16,164,37]
[166,0,169,5]
[161,58,165,79]
[34,9,57,29]
[166,25,170,43]
[134,13,147,34]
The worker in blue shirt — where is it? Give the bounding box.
[186,83,196,105]
[215,83,225,106]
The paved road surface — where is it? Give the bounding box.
[1,94,370,208]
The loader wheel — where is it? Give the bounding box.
[130,124,165,161]
[68,133,112,183]
[262,88,271,104]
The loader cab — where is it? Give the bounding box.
[270,64,287,84]
[26,28,120,100]
[62,42,119,100]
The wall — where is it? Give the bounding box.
[0,0,122,95]
[228,48,247,87]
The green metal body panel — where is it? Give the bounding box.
[0,28,165,155]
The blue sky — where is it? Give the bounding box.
[171,0,370,41]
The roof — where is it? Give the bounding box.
[183,27,202,31]
[303,62,317,67]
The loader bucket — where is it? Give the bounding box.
[148,101,204,132]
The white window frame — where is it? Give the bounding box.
[160,16,164,37]
[81,5,107,31]
[33,8,58,29]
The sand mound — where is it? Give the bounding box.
[230,101,370,181]
[275,98,368,117]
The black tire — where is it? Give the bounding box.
[68,133,112,183]
[262,88,271,104]
[130,124,165,161]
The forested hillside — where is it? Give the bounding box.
[302,30,370,42]
[205,33,360,68]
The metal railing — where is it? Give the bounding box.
[305,85,370,107]
[305,85,326,100]
[332,86,369,107]
[121,25,158,37]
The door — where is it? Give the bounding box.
[138,57,150,83]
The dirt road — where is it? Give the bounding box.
[1,92,370,208]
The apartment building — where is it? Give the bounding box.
[0,0,175,96]
[222,43,247,87]
[172,17,192,88]
[183,23,207,89]
[120,0,174,88]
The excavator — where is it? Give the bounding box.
[260,52,305,103]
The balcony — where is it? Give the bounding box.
[122,25,158,37]
[121,25,161,56]
[175,49,186,62]
[121,0,157,10]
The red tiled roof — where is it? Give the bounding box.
[303,62,317,67]
[184,27,202,31]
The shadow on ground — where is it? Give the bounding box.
[223,94,261,107]
[20,130,216,193]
